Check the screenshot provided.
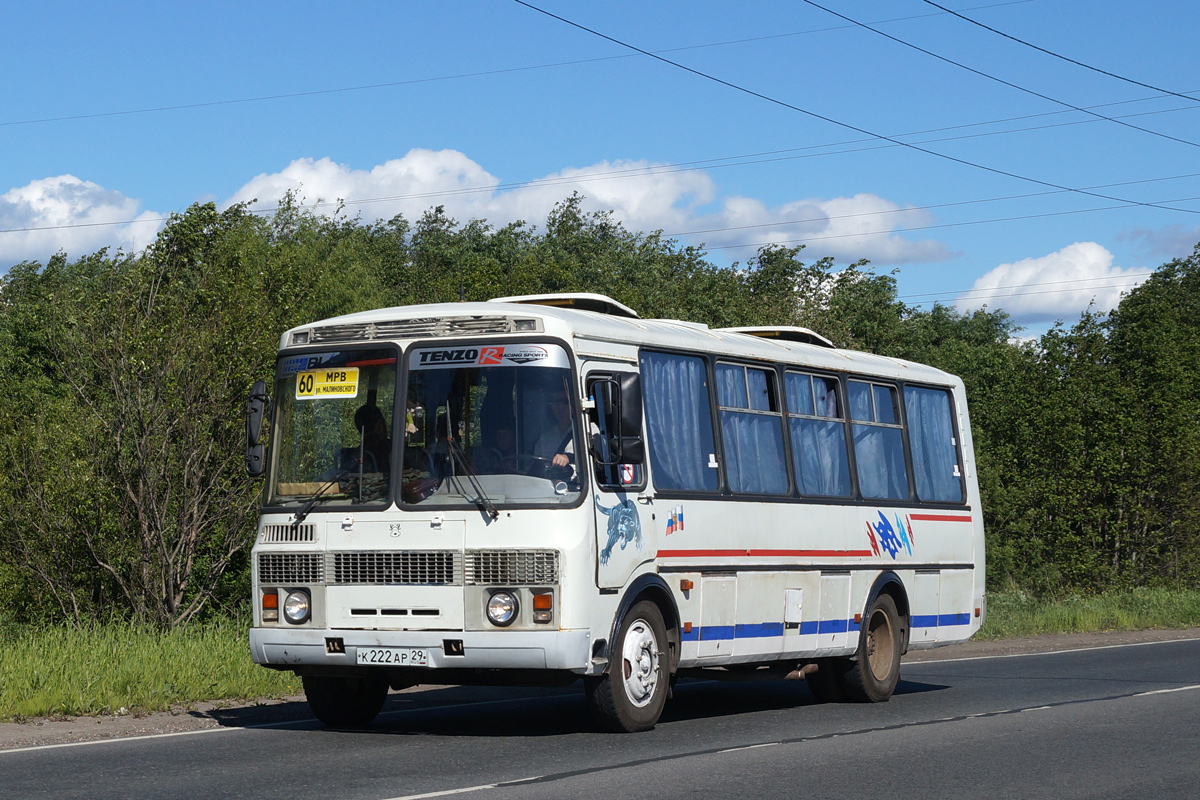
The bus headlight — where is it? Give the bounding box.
[486,591,518,627]
[283,590,311,624]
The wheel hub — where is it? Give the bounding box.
[621,619,660,707]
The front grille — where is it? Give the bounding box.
[465,550,559,586]
[311,316,514,343]
[258,552,325,585]
[331,551,461,585]
[260,523,316,543]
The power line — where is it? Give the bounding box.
[0,1,1036,129]
[901,272,1154,302]
[799,0,1200,150]
[4,165,1198,249]
[905,278,1151,308]
[701,195,1200,252]
[664,173,1200,240]
[918,0,1200,105]
[510,1,1199,216]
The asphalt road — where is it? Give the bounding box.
[3,637,1198,799]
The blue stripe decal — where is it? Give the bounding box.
[736,622,786,638]
[701,625,736,641]
[913,614,973,628]
[679,613,973,643]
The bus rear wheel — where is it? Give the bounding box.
[302,673,389,728]
[839,593,902,703]
[586,601,670,732]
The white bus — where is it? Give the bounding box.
[245,292,985,732]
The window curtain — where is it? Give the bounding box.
[722,411,788,494]
[853,425,909,500]
[790,418,852,496]
[641,352,718,491]
[904,387,963,503]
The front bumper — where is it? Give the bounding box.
[250,626,592,672]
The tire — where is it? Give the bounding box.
[839,593,903,703]
[303,673,389,728]
[805,658,847,703]
[586,601,670,732]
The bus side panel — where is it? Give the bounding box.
[939,569,974,643]
[910,571,941,646]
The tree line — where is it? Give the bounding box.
[1,195,1196,626]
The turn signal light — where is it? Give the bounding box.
[261,591,279,622]
[533,592,553,624]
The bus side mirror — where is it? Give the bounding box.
[588,374,645,466]
[616,373,645,465]
[245,380,270,477]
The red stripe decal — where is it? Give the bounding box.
[909,514,973,522]
[657,549,874,559]
[345,357,398,367]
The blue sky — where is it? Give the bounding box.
[3,0,1198,335]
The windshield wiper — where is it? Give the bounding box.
[290,466,356,530]
[444,436,499,521]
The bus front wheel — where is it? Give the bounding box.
[839,593,903,703]
[302,673,389,728]
[586,600,670,732]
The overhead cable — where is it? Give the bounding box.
[510,1,1198,215]
[799,0,1200,149]
[918,0,1200,105]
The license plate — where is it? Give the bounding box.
[355,646,429,666]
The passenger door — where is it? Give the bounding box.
[583,364,654,589]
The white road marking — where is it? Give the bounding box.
[381,782,503,799]
[1134,683,1200,697]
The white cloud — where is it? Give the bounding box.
[0,176,162,268]
[955,242,1150,323]
[223,149,949,265]
[2,150,951,271]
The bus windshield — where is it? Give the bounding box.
[267,348,399,509]
[401,343,582,508]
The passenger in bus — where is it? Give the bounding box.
[472,423,517,474]
[353,402,391,473]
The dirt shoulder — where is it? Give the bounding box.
[3,626,1198,752]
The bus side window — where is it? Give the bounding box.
[588,374,644,491]
[715,363,788,495]
[784,372,852,497]
[639,352,719,493]
[904,386,964,503]
[849,379,910,500]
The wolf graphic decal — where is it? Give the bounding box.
[596,496,643,565]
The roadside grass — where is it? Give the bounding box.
[0,617,300,722]
[4,587,1200,721]
[976,587,1200,640]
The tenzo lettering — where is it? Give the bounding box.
[418,348,479,365]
